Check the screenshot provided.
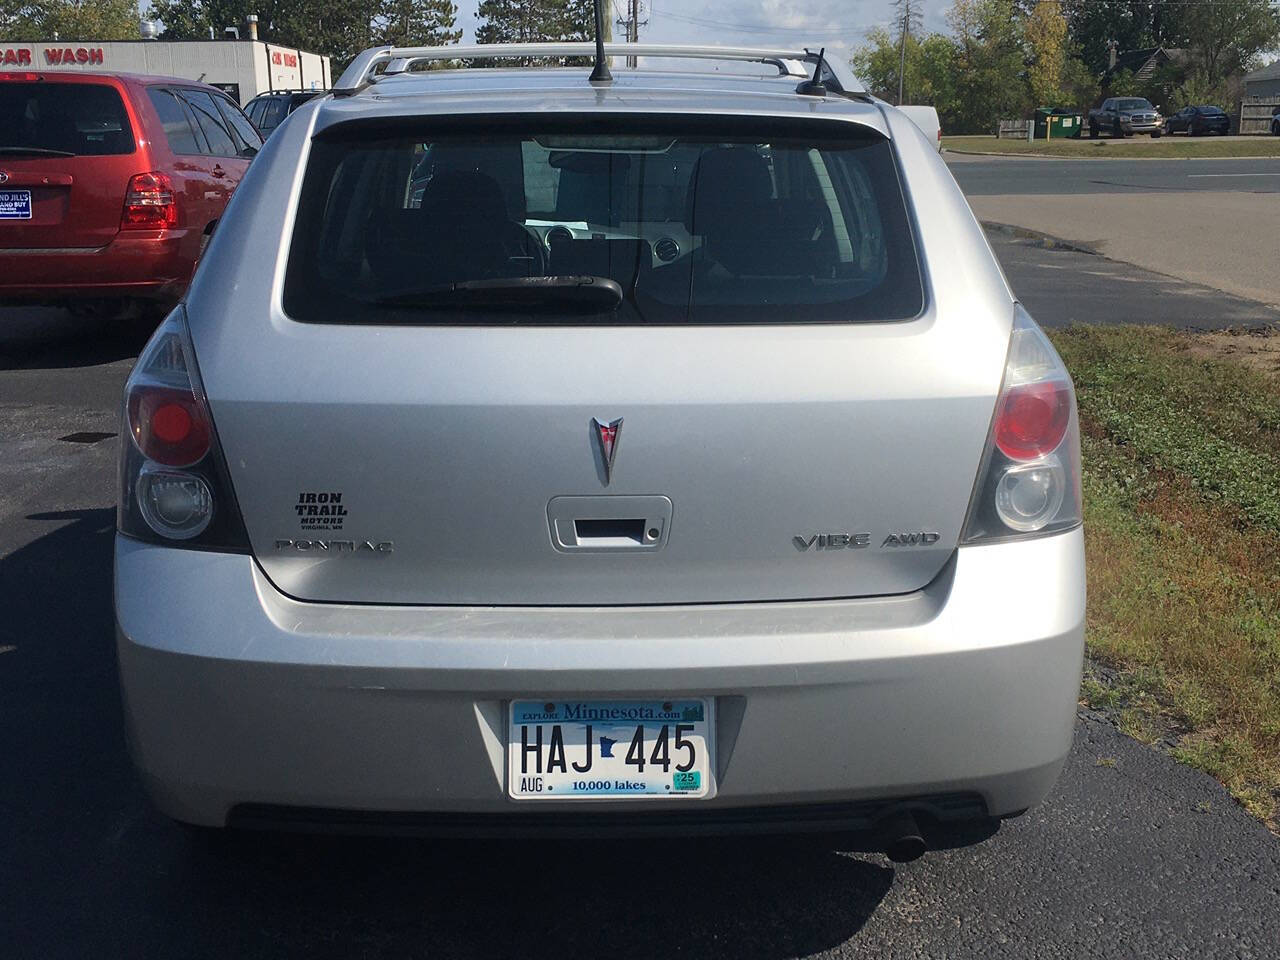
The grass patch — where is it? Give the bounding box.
[945,134,1280,159]
[1050,325,1280,827]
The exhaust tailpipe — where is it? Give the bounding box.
[878,809,927,863]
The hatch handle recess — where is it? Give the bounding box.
[548,496,672,552]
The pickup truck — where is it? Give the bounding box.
[898,105,943,152]
[1089,98,1163,138]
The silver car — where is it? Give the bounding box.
[115,43,1084,861]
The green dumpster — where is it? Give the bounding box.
[1033,107,1083,140]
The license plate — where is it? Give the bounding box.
[508,698,714,800]
[0,190,32,220]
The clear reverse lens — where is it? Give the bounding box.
[136,465,213,539]
[994,457,1066,532]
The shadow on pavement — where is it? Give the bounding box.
[0,306,155,371]
[1,510,895,960]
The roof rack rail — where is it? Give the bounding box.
[332,43,866,99]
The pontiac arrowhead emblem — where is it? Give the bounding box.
[592,416,623,484]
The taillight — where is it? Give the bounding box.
[127,386,210,466]
[121,172,177,230]
[961,305,1082,543]
[993,379,1071,461]
[118,307,249,550]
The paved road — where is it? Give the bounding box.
[987,228,1280,329]
[950,154,1280,306]
[2,265,1279,958]
[948,153,1280,195]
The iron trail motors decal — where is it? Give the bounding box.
[295,491,347,531]
[592,417,623,484]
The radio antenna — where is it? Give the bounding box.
[797,47,828,97]
[589,0,613,84]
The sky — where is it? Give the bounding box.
[453,0,953,52]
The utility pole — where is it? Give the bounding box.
[617,0,648,68]
[897,0,909,106]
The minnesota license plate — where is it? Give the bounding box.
[0,190,32,220]
[508,699,714,800]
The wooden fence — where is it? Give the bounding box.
[1239,97,1279,135]
[997,119,1032,139]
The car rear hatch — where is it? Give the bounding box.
[199,112,1008,605]
[0,76,138,249]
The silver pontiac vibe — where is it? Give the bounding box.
[114,43,1084,857]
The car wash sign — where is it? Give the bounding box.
[1,46,105,67]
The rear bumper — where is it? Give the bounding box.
[0,229,197,303]
[115,528,1086,830]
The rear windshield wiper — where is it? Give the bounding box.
[373,275,624,312]
[0,146,77,157]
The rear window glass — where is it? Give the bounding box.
[260,99,285,131]
[1196,106,1225,115]
[0,82,134,156]
[284,118,923,325]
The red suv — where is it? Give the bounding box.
[0,71,262,315]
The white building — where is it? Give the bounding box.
[0,38,331,105]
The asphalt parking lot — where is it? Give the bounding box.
[3,236,1279,958]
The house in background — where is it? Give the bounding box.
[1101,43,1191,105]
[1240,61,1280,135]
[1105,45,1188,84]
[1243,60,1280,98]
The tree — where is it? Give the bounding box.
[852,27,955,111]
[376,0,460,47]
[2,0,139,41]
[1025,0,1068,106]
[947,0,1030,132]
[1058,49,1099,113]
[476,0,553,44]
[474,0,597,65]
[144,0,460,71]
[145,1,304,42]
[274,0,380,68]
[1179,0,1280,89]
[1165,68,1229,113]
[1060,0,1185,76]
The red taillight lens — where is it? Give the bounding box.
[993,379,1072,461]
[127,384,210,467]
[119,306,250,551]
[121,171,177,229]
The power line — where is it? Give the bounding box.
[617,0,650,67]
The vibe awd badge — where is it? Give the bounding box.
[592,416,623,485]
[793,531,941,551]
